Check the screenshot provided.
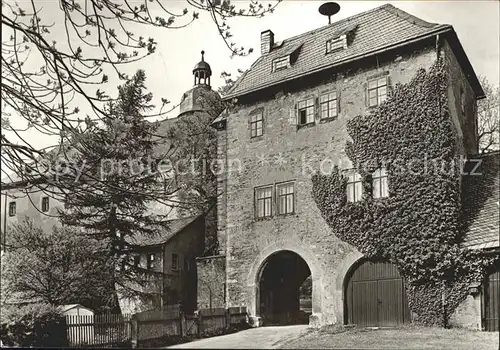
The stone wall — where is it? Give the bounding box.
[216,41,471,326]
[442,37,478,156]
[450,293,482,330]
[196,255,226,310]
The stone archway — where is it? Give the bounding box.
[246,242,323,327]
[256,250,310,325]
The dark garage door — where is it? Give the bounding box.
[345,259,410,327]
[483,267,499,331]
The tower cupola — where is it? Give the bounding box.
[193,50,212,87]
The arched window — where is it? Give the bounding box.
[347,171,363,202]
[372,168,389,198]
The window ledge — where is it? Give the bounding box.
[319,117,337,124]
[250,135,264,143]
[254,216,273,222]
[277,212,296,218]
[297,122,315,130]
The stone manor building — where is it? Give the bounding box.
[200,4,499,330]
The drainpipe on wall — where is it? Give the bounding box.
[2,192,7,250]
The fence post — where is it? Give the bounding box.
[179,311,184,337]
[226,308,230,329]
[197,312,202,337]
[130,315,138,349]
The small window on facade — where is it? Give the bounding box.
[8,202,16,217]
[184,257,190,271]
[372,168,389,199]
[298,98,315,125]
[368,77,388,107]
[326,35,346,54]
[277,182,295,215]
[172,253,179,270]
[147,253,155,270]
[250,111,264,138]
[134,254,141,268]
[273,56,289,71]
[255,186,273,218]
[41,197,49,212]
[320,92,338,119]
[346,171,363,203]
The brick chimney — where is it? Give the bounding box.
[260,30,274,55]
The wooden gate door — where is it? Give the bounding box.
[483,268,499,331]
[377,278,404,326]
[346,259,409,327]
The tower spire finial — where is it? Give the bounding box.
[201,50,205,61]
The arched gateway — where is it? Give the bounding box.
[246,245,323,327]
[256,250,311,325]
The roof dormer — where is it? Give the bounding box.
[326,34,347,54]
[326,24,359,55]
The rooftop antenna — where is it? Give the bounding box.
[319,2,341,25]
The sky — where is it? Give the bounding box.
[2,0,500,156]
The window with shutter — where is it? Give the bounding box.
[346,171,363,202]
[326,35,347,54]
[372,168,389,198]
[277,182,295,215]
[368,76,389,107]
[320,91,338,119]
[297,98,315,125]
[273,56,290,71]
[255,185,273,218]
[250,111,264,138]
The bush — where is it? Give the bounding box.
[0,303,68,347]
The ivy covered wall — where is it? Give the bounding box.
[311,59,497,326]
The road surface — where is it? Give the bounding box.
[166,325,310,349]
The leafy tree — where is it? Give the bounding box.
[1,219,115,311]
[1,0,281,200]
[477,76,499,154]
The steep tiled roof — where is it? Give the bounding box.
[462,152,500,250]
[225,4,471,99]
[125,215,201,247]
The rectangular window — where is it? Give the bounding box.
[147,253,155,270]
[250,112,264,138]
[277,182,295,215]
[134,254,141,268]
[41,197,49,212]
[346,171,363,203]
[184,257,190,271]
[298,99,315,125]
[320,92,338,119]
[372,168,389,199]
[172,253,179,270]
[368,77,388,107]
[255,186,273,218]
[326,35,346,53]
[8,202,16,217]
[273,56,289,71]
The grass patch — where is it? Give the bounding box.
[279,326,499,349]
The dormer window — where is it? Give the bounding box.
[273,56,289,71]
[326,35,347,54]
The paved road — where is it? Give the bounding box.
[166,325,310,349]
